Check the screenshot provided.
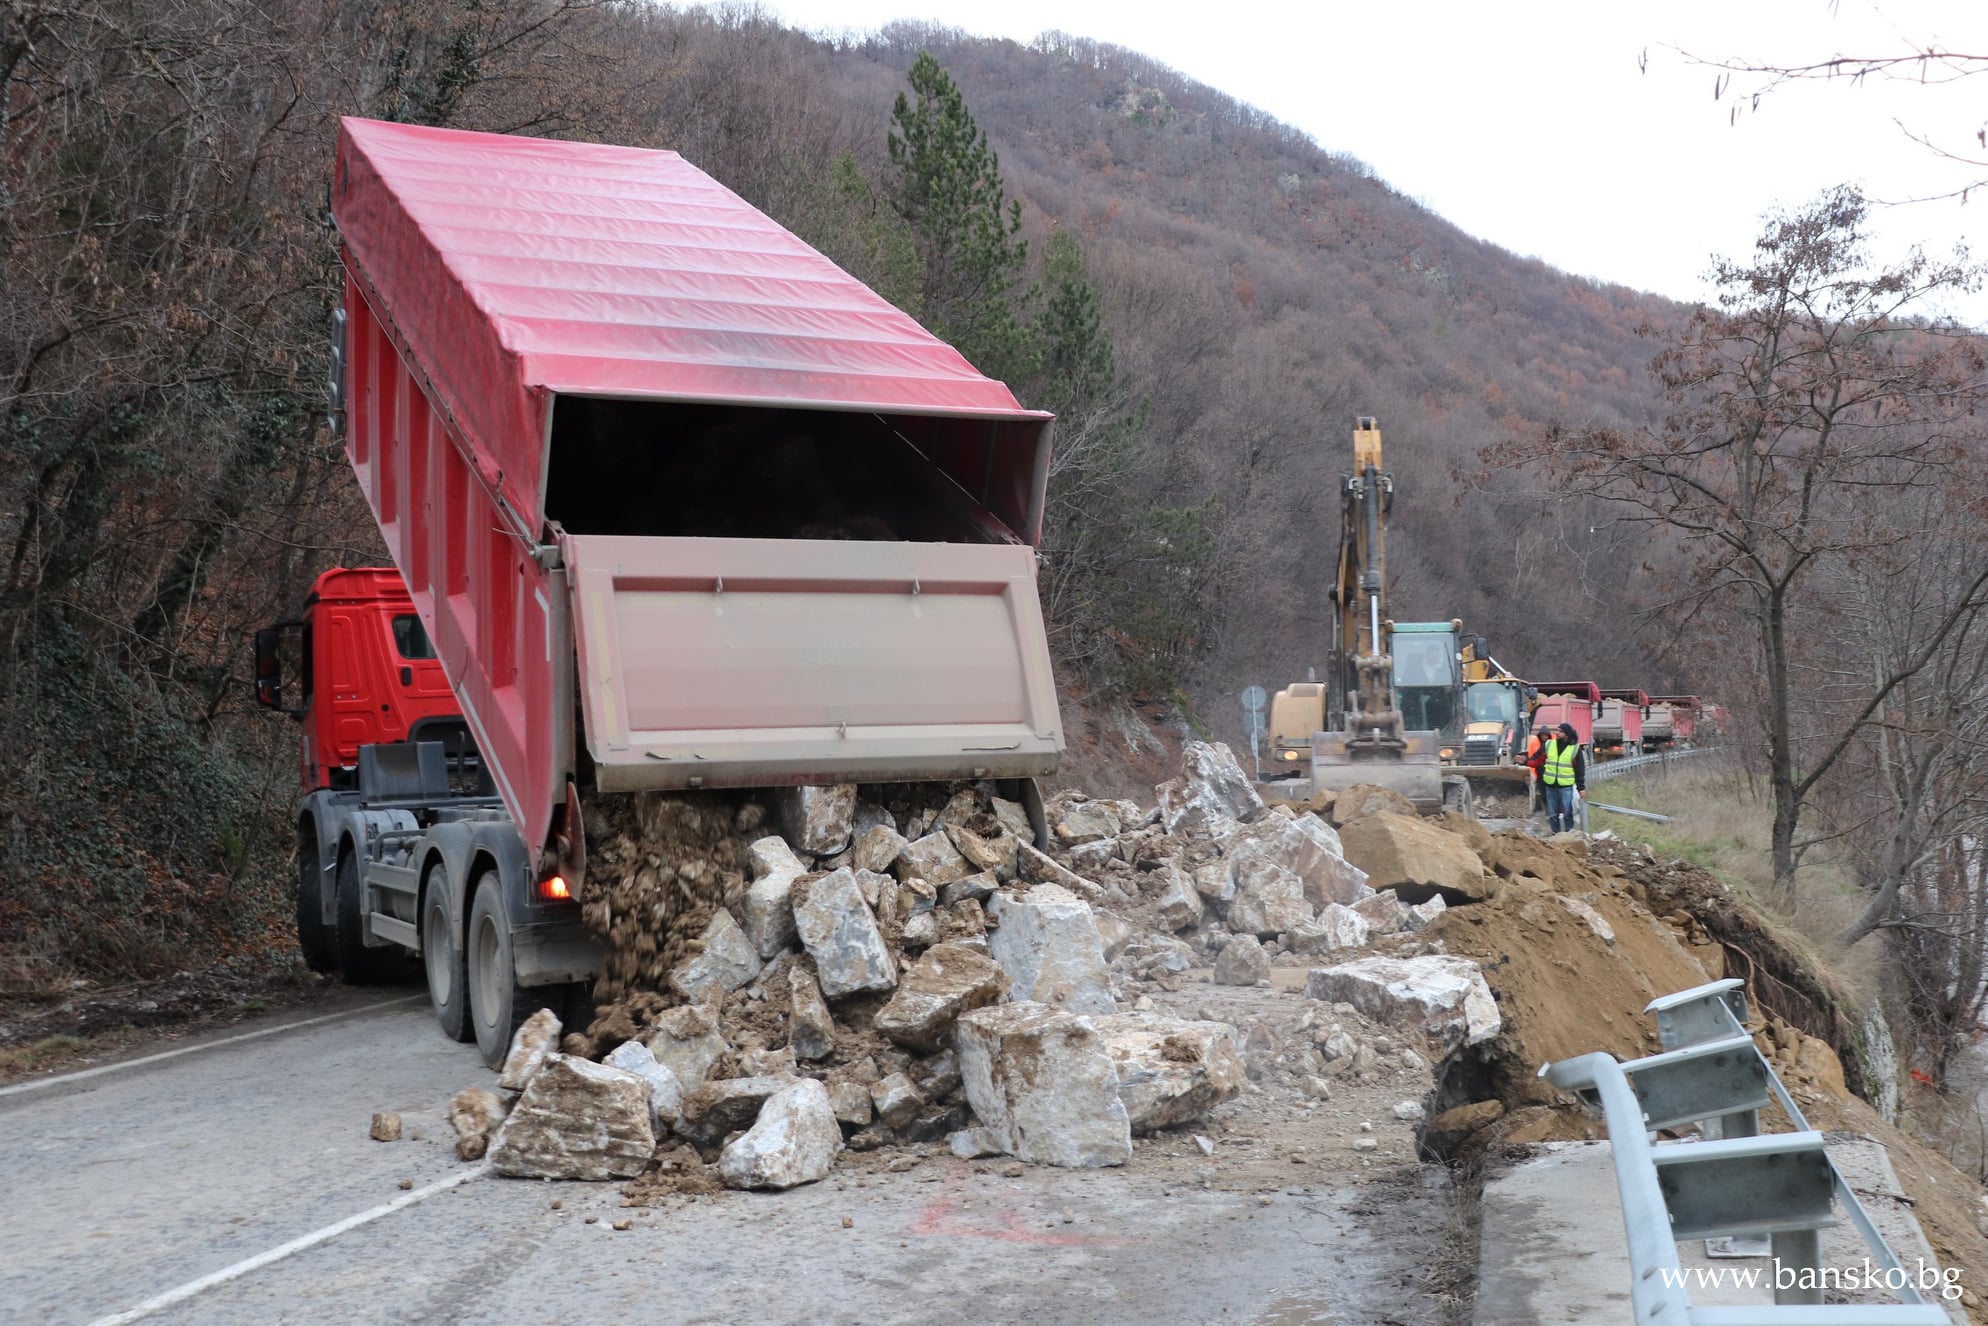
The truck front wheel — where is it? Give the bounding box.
[296,838,336,973]
[423,876,472,1043]
[335,851,399,985]
[467,874,533,1070]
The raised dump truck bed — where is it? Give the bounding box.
[266,119,1064,1065]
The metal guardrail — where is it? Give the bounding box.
[1586,800,1675,823]
[1589,745,1719,784]
[1539,978,1949,1324]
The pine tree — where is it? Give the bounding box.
[887,53,1033,381]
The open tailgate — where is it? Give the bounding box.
[565,535,1063,790]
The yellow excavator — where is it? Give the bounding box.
[1258,418,1463,815]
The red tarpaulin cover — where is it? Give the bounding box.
[333,117,1048,532]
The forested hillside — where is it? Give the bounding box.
[0,2,1708,985]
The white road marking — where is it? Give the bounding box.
[86,1165,491,1325]
[0,994,426,1099]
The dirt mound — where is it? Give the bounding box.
[1428,829,1717,1115]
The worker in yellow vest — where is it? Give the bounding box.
[1540,722,1586,834]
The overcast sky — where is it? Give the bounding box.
[750,0,1986,326]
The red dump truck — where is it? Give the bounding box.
[1594,688,1650,758]
[1528,681,1604,748]
[256,119,1064,1066]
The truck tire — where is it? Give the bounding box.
[334,851,398,985]
[422,875,472,1043]
[296,841,337,973]
[1441,776,1474,819]
[467,873,533,1070]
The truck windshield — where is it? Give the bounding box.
[1467,683,1516,724]
[392,614,436,660]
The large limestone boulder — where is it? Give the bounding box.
[1289,902,1371,955]
[1152,862,1203,931]
[1305,955,1501,1049]
[778,784,857,855]
[497,1007,562,1091]
[1225,850,1314,938]
[895,831,971,888]
[675,1074,803,1146]
[1157,741,1265,839]
[852,824,908,875]
[792,866,897,998]
[955,1003,1132,1168]
[669,908,762,1002]
[875,941,1010,1052]
[985,884,1115,1015]
[1330,783,1417,825]
[1053,800,1121,846]
[1224,815,1372,910]
[741,837,809,957]
[1338,811,1490,903]
[717,1079,842,1191]
[1213,934,1270,985]
[603,1039,684,1134]
[1093,1013,1245,1132]
[1351,889,1413,935]
[489,1055,655,1179]
[642,1003,728,1088]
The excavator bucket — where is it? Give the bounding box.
[1258,729,1447,814]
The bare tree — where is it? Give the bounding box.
[1488,185,1988,894]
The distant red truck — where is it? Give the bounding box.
[1529,681,1604,749]
[258,118,1064,1065]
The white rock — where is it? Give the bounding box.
[1350,890,1414,935]
[955,1003,1131,1168]
[717,1079,842,1191]
[670,908,763,1002]
[603,1040,684,1133]
[792,867,897,998]
[489,1055,654,1180]
[1191,860,1235,904]
[741,837,810,958]
[1555,895,1615,945]
[853,802,896,837]
[1093,1012,1246,1132]
[789,965,836,1061]
[1213,934,1271,986]
[985,884,1115,1016]
[827,1080,873,1126]
[1016,843,1107,900]
[778,784,857,855]
[1054,800,1122,845]
[1225,815,1372,909]
[1157,741,1265,839]
[643,1003,728,1088]
[870,1071,924,1128]
[1406,895,1448,931]
[676,1074,803,1146]
[497,1007,562,1092]
[852,824,908,875]
[1304,956,1501,1049]
[989,796,1035,843]
[1152,862,1203,931]
[949,1127,1006,1159]
[874,941,1010,1052]
[1289,903,1372,955]
[895,831,971,887]
[1225,849,1315,938]
[1391,1100,1426,1122]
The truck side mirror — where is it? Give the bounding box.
[254,621,305,720]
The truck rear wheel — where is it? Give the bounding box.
[334,851,398,985]
[296,839,336,973]
[467,873,533,1070]
[422,877,473,1043]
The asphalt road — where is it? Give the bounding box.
[0,988,1450,1326]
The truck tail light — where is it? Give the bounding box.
[538,874,571,901]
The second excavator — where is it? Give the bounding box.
[1259,418,1466,815]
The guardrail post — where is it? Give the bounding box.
[1772,1228,1823,1305]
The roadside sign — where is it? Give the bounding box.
[1241,685,1267,714]
[1241,686,1267,779]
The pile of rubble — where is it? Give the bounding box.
[441,742,1516,1193]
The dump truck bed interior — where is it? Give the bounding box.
[332,118,1061,857]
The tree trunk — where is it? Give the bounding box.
[1762,584,1800,891]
